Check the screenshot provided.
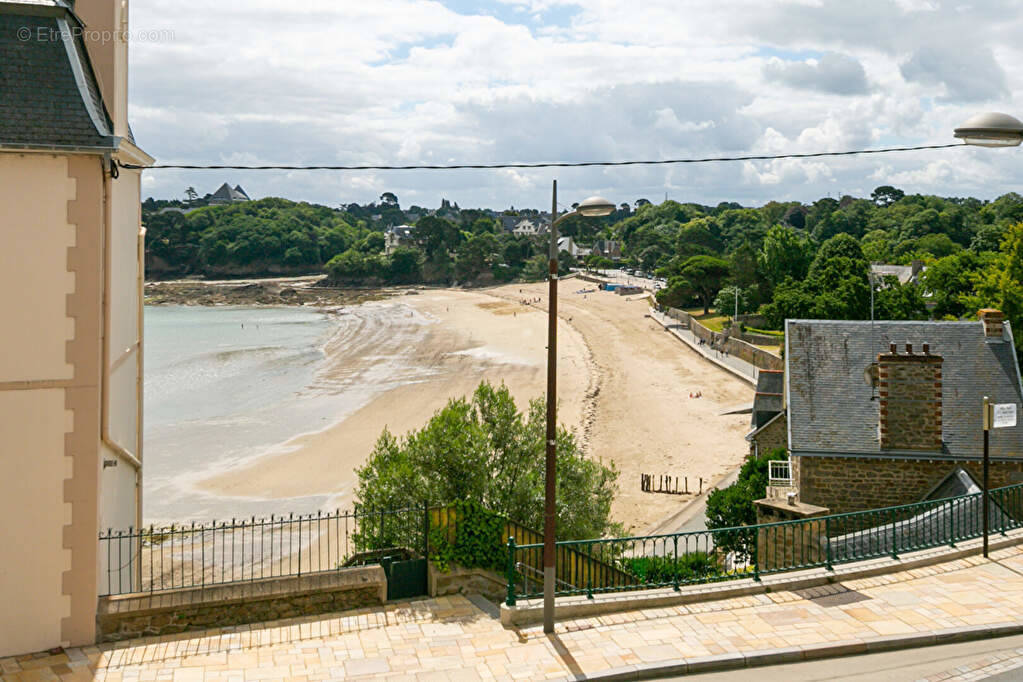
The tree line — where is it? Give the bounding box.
[143,187,1023,350]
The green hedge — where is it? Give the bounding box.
[618,552,719,585]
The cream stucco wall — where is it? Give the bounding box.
[106,168,142,453]
[0,390,73,657]
[0,155,76,383]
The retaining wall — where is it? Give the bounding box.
[663,307,784,372]
[96,566,385,643]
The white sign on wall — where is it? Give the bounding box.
[993,403,1018,429]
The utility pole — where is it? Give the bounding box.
[543,180,558,634]
[983,396,991,558]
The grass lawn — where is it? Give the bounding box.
[683,308,729,331]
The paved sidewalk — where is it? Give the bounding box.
[648,309,758,385]
[5,543,1023,681]
[921,647,1023,681]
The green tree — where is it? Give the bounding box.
[455,232,502,281]
[759,224,813,288]
[921,251,992,318]
[760,277,815,329]
[971,223,1023,351]
[705,449,787,560]
[655,277,696,309]
[713,285,755,318]
[677,255,730,314]
[874,277,928,321]
[386,246,424,284]
[871,185,904,207]
[354,382,620,541]
[805,233,871,320]
[414,215,461,257]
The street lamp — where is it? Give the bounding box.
[953,112,1023,147]
[542,181,614,634]
[953,115,1022,557]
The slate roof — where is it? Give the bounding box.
[210,183,250,203]
[785,319,1023,459]
[750,370,784,429]
[0,6,115,149]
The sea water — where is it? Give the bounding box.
[143,304,436,524]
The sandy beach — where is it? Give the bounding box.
[198,281,753,533]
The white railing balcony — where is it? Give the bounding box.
[768,459,792,486]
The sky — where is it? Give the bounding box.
[128,0,1023,211]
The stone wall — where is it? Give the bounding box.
[796,456,1023,515]
[663,307,784,372]
[96,566,385,643]
[750,413,787,458]
[428,564,507,603]
[755,498,829,571]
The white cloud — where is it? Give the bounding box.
[128,0,1023,208]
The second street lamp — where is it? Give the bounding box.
[543,181,614,635]
[953,112,1023,147]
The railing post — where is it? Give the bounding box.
[423,500,430,560]
[672,536,680,592]
[752,528,761,582]
[948,498,956,547]
[825,516,833,571]
[890,508,898,560]
[506,537,517,607]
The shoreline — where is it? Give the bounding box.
[150,280,753,533]
[193,289,591,515]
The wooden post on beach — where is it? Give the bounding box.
[699,478,703,495]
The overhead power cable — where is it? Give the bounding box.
[118,143,962,171]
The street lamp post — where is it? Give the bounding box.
[953,113,1022,558]
[543,181,614,634]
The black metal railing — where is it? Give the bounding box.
[506,482,1023,605]
[99,505,428,596]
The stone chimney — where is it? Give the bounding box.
[979,309,1005,341]
[75,0,131,138]
[878,342,943,451]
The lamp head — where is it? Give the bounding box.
[954,112,1023,147]
[575,196,616,217]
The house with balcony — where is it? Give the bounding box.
[0,0,151,655]
[755,311,1023,526]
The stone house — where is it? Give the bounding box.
[756,311,1023,526]
[592,239,622,260]
[0,0,151,655]
[557,235,590,258]
[871,260,925,286]
[384,224,416,254]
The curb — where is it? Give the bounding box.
[580,622,1023,681]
